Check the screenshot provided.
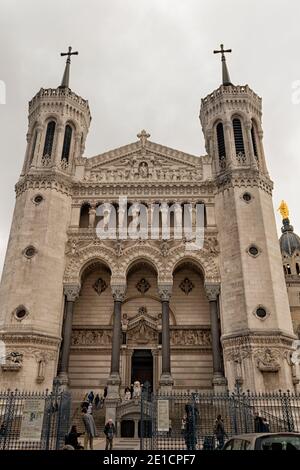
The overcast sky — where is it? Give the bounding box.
[0,0,300,274]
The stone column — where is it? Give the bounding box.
[223,120,234,168]
[105,285,126,423]
[245,120,257,169]
[205,283,227,392]
[158,284,174,390]
[57,284,80,387]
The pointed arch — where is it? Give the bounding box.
[43,120,56,157]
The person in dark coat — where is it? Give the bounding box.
[104,419,116,450]
[213,415,227,449]
[65,425,84,450]
[184,404,197,450]
[103,386,108,399]
[88,391,94,404]
[254,412,265,432]
[95,394,100,409]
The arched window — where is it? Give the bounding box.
[296,263,300,275]
[251,121,258,159]
[232,118,245,156]
[79,203,90,228]
[61,125,73,161]
[286,264,292,275]
[216,122,226,167]
[43,121,56,157]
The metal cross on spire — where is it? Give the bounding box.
[59,46,79,89]
[213,44,233,86]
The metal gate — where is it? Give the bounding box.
[0,389,71,450]
[140,389,300,450]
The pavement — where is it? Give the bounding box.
[80,437,141,450]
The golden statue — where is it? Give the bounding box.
[278,200,289,220]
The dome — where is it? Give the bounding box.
[279,218,300,256]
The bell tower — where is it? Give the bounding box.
[0,48,91,390]
[22,47,91,177]
[200,45,296,392]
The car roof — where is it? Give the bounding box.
[227,432,300,440]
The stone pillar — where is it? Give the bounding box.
[134,418,139,438]
[105,285,126,423]
[57,284,80,387]
[158,284,174,390]
[205,283,227,392]
[245,120,257,169]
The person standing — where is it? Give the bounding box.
[103,386,108,399]
[81,407,97,450]
[184,404,197,450]
[88,390,94,404]
[104,419,116,450]
[213,415,227,449]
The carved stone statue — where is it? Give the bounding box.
[132,380,142,398]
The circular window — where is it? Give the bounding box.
[249,245,259,256]
[23,246,37,259]
[247,244,260,258]
[242,192,252,202]
[14,306,28,321]
[33,194,44,205]
[256,307,267,319]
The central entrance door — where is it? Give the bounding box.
[131,349,153,390]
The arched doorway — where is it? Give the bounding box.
[131,349,153,390]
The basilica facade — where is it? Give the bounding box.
[0,50,300,406]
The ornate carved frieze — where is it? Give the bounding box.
[71,329,112,346]
[216,169,273,195]
[179,278,194,295]
[93,278,107,295]
[15,173,72,197]
[170,329,211,346]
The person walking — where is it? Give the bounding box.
[254,411,265,432]
[88,390,94,404]
[81,407,97,450]
[213,415,227,450]
[103,386,108,399]
[104,419,116,450]
[95,393,100,409]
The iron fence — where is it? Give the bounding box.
[0,389,71,450]
[140,389,300,450]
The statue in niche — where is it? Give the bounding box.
[139,162,149,178]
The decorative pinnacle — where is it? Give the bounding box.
[59,46,79,89]
[213,44,233,86]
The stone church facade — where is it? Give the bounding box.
[0,51,300,405]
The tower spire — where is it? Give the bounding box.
[59,46,78,89]
[213,44,233,86]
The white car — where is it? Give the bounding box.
[222,433,300,450]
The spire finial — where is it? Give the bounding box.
[59,46,79,89]
[213,44,233,86]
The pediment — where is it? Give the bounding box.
[83,133,205,183]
